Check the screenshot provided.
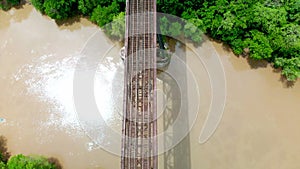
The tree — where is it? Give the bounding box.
[159,17,184,38]
[0,135,60,169]
[157,0,183,15]
[90,1,120,27]
[43,0,78,20]
[230,38,246,55]
[19,0,300,81]
[78,0,101,15]
[169,22,182,37]
[284,0,300,22]
[0,162,6,169]
[274,57,300,81]
[103,12,125,40]
[244,30,273,60]
[159,16,169,35]
[7,154,56,169]
[183,18,203,43]
[31,0,45,13]
[251,2,287,33]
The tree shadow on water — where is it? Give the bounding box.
[56,15,94,31]
[56,16,81,26]
[0,2,32,30]
[271,67,296,88]
[48,157,63,169]
[56,16,82,31]
[218,40,233,53]
[246,57,268,69]
[0,136,11,163]
[13,0,27,10]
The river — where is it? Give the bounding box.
[1,5,300,169]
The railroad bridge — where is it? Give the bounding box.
[121,0,158,169]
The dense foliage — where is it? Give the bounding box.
[0,162,6,169]
[90,1,120,27]
[1,0,300,81]
[30,0,124,19]
[0,136,60,169]
[168,0,300,81]
[103,11,125,40]
[7,154,56,169]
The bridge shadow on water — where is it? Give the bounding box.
[158,40,191,169]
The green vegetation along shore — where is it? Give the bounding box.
[0,136,61,169]
[1,0,300,81]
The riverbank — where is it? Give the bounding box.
[1,4,300,169]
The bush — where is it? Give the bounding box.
[183,18,204,43]
[7,154,56,169]
[0,162,6,169]
[169,22,182,37]
[274,57,300,81]
[43,0,78,20]
[103,12,125,40]
[78,0,101,15]
[90,1,120,27]
[244,30,273,60]
[31,0,45,13]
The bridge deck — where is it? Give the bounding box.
[121,0,157,169]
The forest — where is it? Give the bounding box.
[1,0,300,81]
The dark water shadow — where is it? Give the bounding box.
[280,77,295,88]
[272,68,296,88]
[246,57,268,69]
[160,41,191,169]
[0,3,32,30]
[0,136,11,163]
[221,42,234,53]
[56,15,95,31]
[48,157,63,169]
[13,0,27,9]
[280,76,295,88]
[0,0,26,11]
[56,16,81,26]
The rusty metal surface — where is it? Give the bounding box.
[121,0,157,169]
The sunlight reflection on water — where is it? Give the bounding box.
[12,51,125,136]
[13,54,80,130]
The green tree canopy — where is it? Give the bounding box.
[78,0,100,15]
[0,162,6,169]
[103,11,125,40]
[90,1,120,27]
[43,0,78,20]
[7,154,56,169]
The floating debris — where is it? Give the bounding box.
[86,142,99,152]
[0,118,6,123]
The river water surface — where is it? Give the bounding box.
[1,5,300,169]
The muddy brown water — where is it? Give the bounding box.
[1,5,300,169]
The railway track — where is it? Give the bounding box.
[121,0,158,169]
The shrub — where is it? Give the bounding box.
[7,154,56,169]
[90,1,120,27]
